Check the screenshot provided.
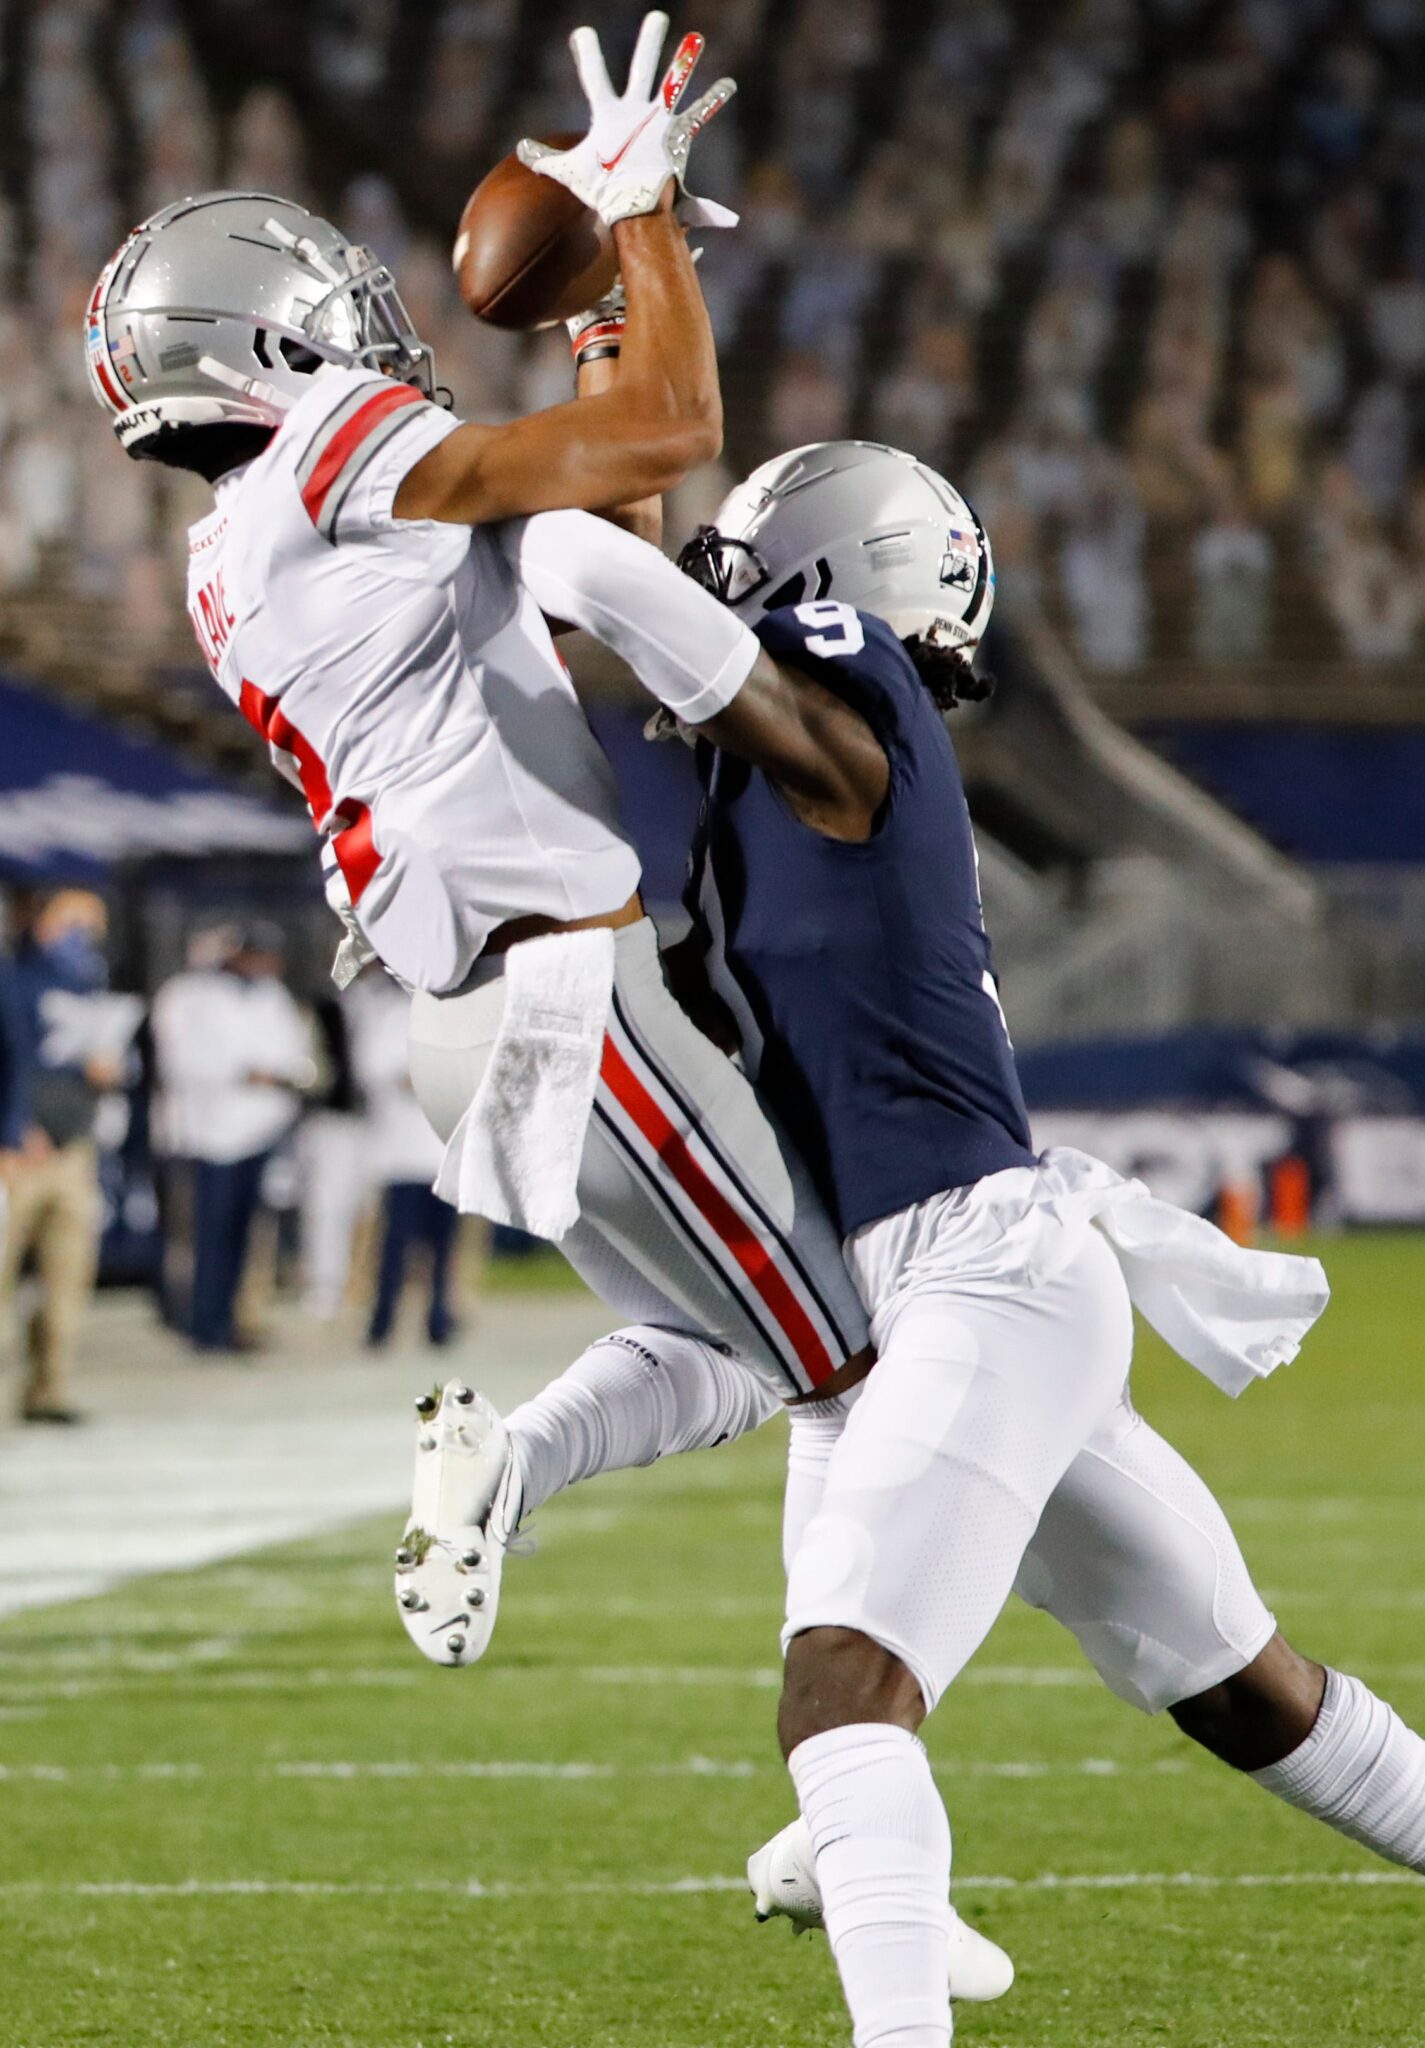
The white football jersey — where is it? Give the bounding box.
[184,366,642,994]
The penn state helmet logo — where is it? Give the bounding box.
[940,519,980,591]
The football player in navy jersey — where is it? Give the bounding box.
[404,442,1420,2045]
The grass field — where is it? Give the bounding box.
[2,1234,1423,2047]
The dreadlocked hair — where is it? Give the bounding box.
[901,634,996,711]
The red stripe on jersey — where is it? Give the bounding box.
[599,1034,836,1388]
[331,802,381,903]
[239,683,383,905]
[299,383,424,527]
[239,679,334,824]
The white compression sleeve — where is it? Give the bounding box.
[1250,1668,1425,1872]
[784,1398,851,1577]
[505,1324,779,1517]
[499,508,760,724]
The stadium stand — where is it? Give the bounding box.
[3,0,1423,696]
[0,0,1422,1037]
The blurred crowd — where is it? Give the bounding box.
[0,891,471,1423]
[2,0,1425,673]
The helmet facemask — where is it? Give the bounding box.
[677,526,773,607]
[283,230,436,399]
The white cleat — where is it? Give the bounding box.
[747,1816,1014,2004]
[393,1380,521,1669]
[947,1906,1016,2004]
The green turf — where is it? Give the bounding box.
[478,1244,589,1295]
[2,1234,1423,2046]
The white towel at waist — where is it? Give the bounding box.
[1004,1146,1330,1397]
[433,928,615,1240]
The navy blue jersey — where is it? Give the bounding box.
[686,600,1034,1238]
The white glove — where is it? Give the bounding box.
[518,10,737,230]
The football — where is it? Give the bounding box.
[453,136,618,330]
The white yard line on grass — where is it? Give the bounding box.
[572,1665,1101,1688]
[0,1667,422,1700]
[0,1871,1417,1902]
[1259,1587,1425,1610]
[6,1661,1425,1705]
[0,1755,1192,1784]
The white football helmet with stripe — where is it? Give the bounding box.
[86,191,435,457]
[678,441,995,653]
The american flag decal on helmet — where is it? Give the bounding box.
[85,258,128,415]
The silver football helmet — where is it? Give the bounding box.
[86,191,435,457]
[678,441,995,652]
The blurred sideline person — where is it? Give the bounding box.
[299,989,372,1320]
[149,923,231,1333]
[151,924,313,1353]
[0,889,127,1423]
[349,975,459,1349]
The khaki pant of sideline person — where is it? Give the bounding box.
[1,1140,101,1416]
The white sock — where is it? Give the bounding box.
[1251,1668,1425,1871]
[505,1325,777,1517]
[789,1723,953,2048]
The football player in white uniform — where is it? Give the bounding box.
[87,15,879,1447]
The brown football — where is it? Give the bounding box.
[453,136,618,330]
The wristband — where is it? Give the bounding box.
[574,343,621,367]
[570,316,626,363]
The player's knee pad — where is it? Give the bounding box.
[781,1351,1047,1712]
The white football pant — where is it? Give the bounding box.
[782,1172,1274,1712]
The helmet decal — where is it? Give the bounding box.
[85,250,129,414]
[959,501,991,634]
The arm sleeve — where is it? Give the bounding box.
[498,509,761,726]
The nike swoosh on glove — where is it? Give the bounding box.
[518,9,737,230]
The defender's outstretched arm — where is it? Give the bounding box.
[502,505,890,835]
[570,284,665,549]
[695,651,890,840]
